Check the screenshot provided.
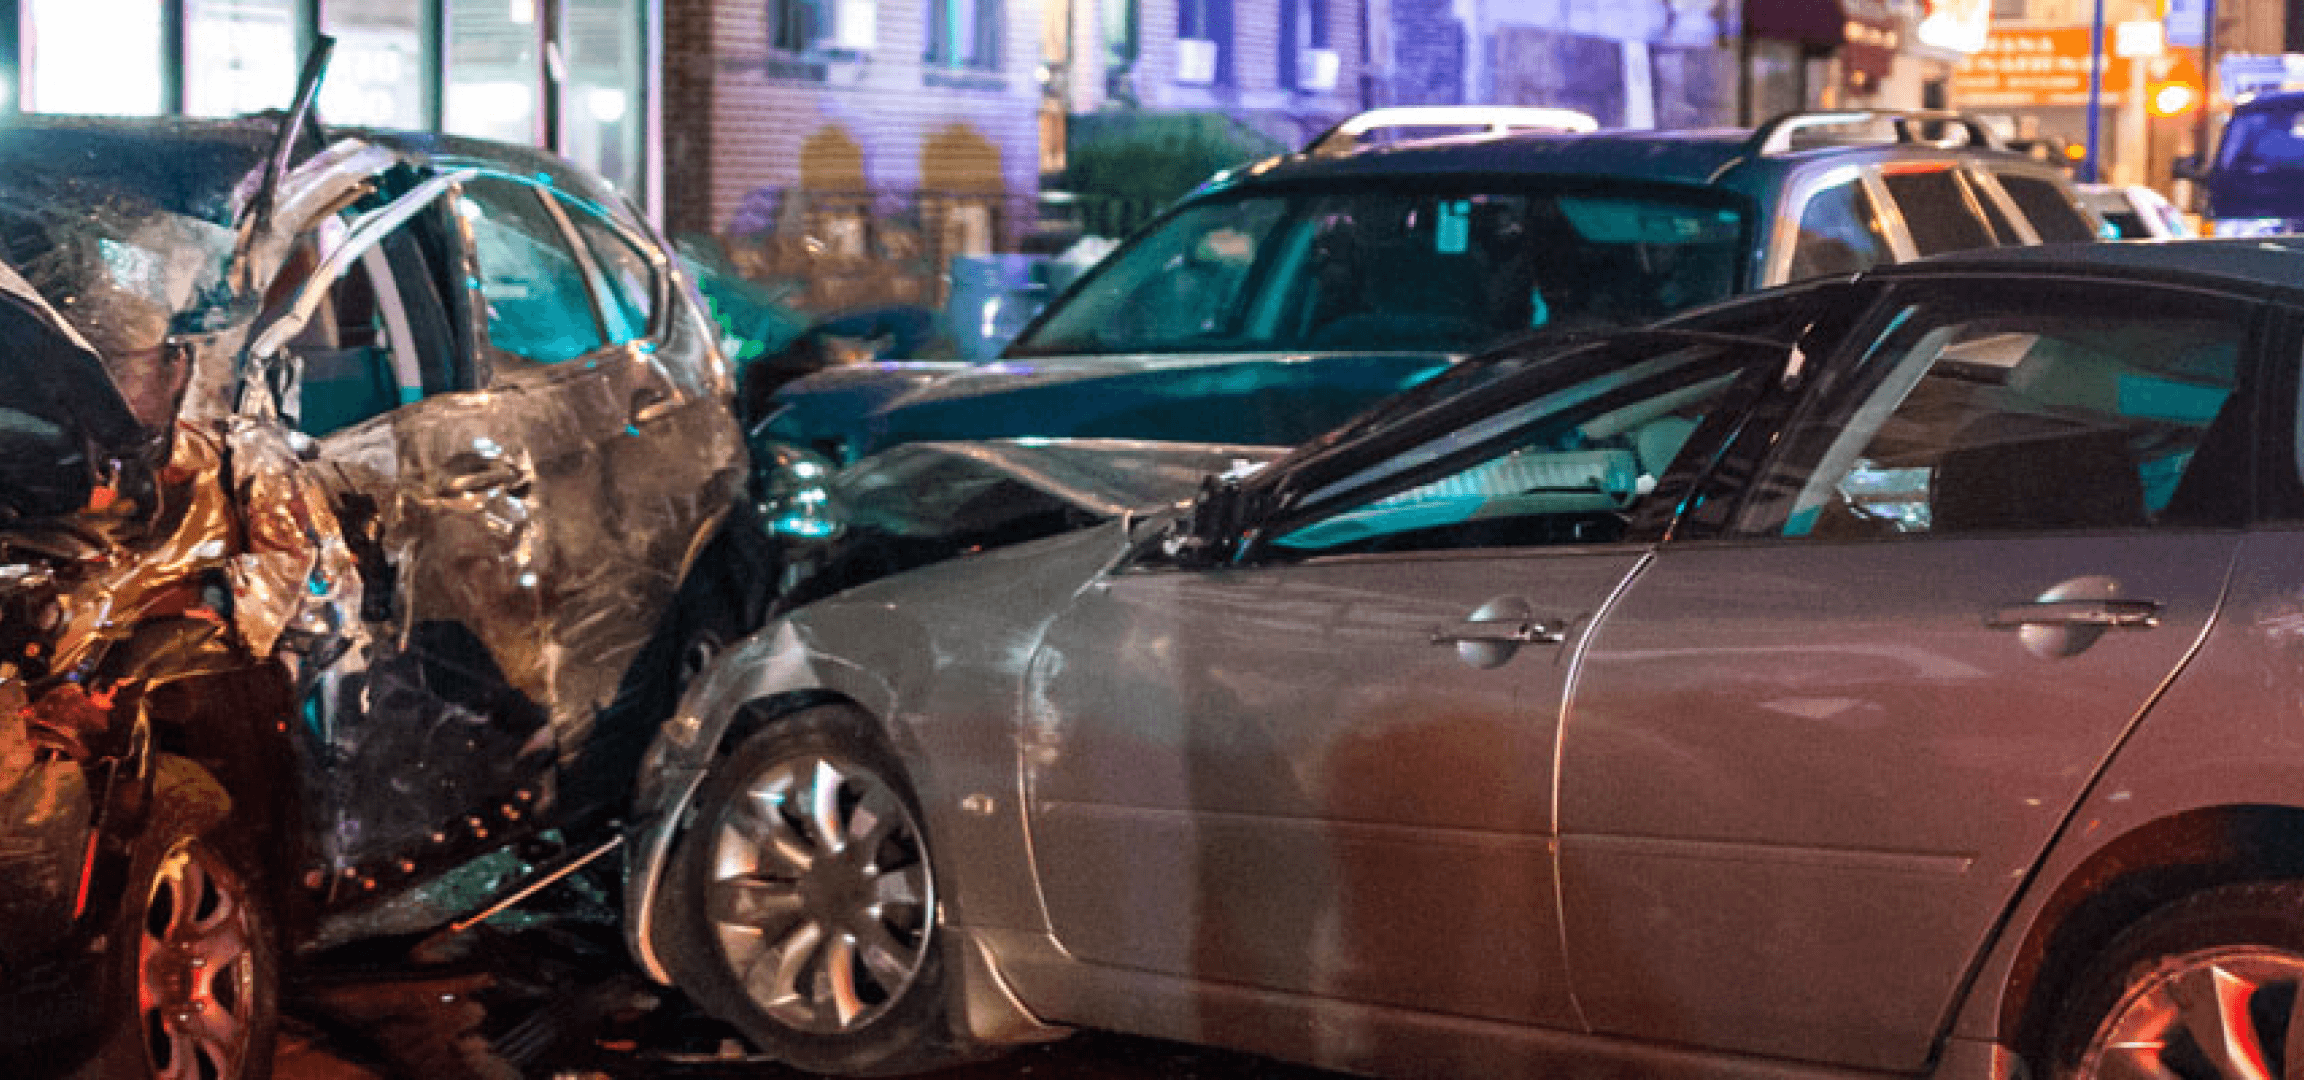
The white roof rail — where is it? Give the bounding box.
[1746,110,2003,156]
[1308,106,1601,153]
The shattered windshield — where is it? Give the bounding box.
[0,120,261,431]
[1007,182,1749,359]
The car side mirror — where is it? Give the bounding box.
[2172,154,2209,182]
[1162,475,1249,569]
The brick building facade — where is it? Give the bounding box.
[663,0,1047,309]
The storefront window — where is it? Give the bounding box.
[185,0,299,117]
[26,0,163,115]
[445,0,542,145]
[322,0,428,128]
[562,0,645,196]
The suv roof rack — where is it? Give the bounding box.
[1307,106,1601,153]
[1746,110,2003,156]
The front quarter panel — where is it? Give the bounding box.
[628,520,1138,981]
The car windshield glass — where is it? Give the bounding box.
[1007,183,1749,359]
[2219,105,2304,170]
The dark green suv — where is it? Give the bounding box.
[765,109,2102,474]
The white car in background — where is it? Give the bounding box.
[2080,182,2195,238]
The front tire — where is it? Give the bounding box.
[84,824,278,1080]
[661,705,958,1076]
[2046,881,2304,1078]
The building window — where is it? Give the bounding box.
[444,0,542,145]
[563,0,646,196]
[25,0,164,114]
[775,0,876,54]
[1278,0,1333,91]
[185,0,300,117]
[925,0,997,68]
[322,0,430,128]
[1176,0,1230,85]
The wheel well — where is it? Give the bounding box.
[720,690,863,753]
[2003,803,2304,1061]
[140,662,315,934]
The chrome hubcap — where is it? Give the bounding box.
[705,753,933,1035]
[2082,947,2304,1079]
[138,842,260,1080]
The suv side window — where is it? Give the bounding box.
[459,177,610,364]
[1881,167,1995,255]
[559,193,658,344]
[1735,283,2254,538]
[1789,178,1892,281]
[1996,173,2101,242]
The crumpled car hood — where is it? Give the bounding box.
[831,438,1280,537]
[767,350,1457,459]
[0,116,747,934]
[0,258,153,520]
[778,438,1280,610]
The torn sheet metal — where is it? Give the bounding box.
[779,438,1280,608]
[0,115,748,928]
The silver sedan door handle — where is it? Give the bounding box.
[1986,598,2162,630]
[1431,619,1568,646]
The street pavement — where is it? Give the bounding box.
[271,982,1353,1080]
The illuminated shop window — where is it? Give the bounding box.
[562,0,645,195]
[322,0,429,128]
[185,0,299,117]
[445,0,542,145]
[26,0,164,115]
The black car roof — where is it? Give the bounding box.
[1883,238,2304,301]
[0,114,279,226]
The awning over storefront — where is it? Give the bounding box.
[1841,0,1899,88]
[1746,0,1848,49]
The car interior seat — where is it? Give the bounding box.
[1929,423,2145,532]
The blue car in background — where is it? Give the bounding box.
[2180,89,2304,236]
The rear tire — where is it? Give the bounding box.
[660,705,962,1076]
[2043,881,2304,1078]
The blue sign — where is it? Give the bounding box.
[2165,0,2205,48]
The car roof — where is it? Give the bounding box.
[1201,124,2058,197]
[0,114,279,226]
[0,114,616,221]
[2234,88,2304,112]
[1882,238,2304,300]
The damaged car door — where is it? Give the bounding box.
[242,162,742,911]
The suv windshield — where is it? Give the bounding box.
[1007,182,1750,359]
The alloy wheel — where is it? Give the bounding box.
[137,840,264,1080]
[703,751,935,1035]
[2079,946,2304,1079]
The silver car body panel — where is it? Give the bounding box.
[1561,532,2240,1070]
[1021,545,1650,1029]
[626,521,1135,982]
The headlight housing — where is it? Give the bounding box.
[751,440,846,541]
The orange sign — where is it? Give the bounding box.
[1953,27,2138,106]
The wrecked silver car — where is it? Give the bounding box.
[0,108,764,1079]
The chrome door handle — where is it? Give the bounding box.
[1987,598,2161,630]
[1431,619,1568,646]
